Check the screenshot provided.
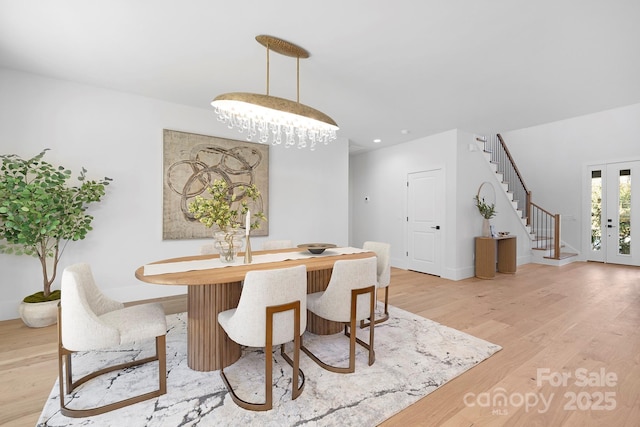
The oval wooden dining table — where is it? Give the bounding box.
[135,247,376,372]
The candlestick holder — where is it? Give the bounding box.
[244,234,253,264]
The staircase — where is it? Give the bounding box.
[479,134,578,266]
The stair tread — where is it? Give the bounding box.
[544,252,578,260]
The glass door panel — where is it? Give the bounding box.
[587,167,604,262]
[617,169,631,255]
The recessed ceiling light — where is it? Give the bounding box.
[373,138,382,143]
[400,129,410,135]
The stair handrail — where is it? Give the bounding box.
[485,134,529,212]
[495,134,532,223]
[530,201,554,217]
[496,134,529,190]
[530,202,561,259]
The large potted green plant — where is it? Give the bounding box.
[0,149,111,327]
[188,178,266,262]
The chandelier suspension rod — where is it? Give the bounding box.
[297,56,300,103]
[265,40,302,103]
[266,43,270,96]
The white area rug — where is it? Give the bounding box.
[38,305,501,426]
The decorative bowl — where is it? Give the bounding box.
[297,243,337,254]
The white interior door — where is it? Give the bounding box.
[407,169,443,275]
[587,161,639,266]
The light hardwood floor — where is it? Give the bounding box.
[1,262,638,426]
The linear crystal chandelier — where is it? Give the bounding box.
[211,35,338,150]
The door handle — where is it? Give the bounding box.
[431,225,440,230]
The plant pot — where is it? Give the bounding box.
[482,218,491,237]
[19,299,59,328]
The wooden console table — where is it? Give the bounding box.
[475,235,517,279]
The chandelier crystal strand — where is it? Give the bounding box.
[211,35,338,150]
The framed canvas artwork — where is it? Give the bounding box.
[162,129,269,239]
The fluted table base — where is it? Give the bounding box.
[187,282,242,372]
[306,268,343,335]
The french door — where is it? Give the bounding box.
[586,161,639,266]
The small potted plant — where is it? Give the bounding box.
[0,149,111,327]
[474,194,497,237]
[188,178,266,262]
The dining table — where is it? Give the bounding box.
[135,247,376,372]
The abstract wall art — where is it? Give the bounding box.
[162,129,269,239]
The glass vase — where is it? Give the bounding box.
[482,218,491,237]
[213,230,244,263]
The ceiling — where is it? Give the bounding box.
[1,1,639,153]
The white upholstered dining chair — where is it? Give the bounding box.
[57,263,167,417]
[360,241,391,327]
[301,257,377,373]
[217,264,307,411]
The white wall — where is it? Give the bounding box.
[0,69,349,321]
[501,103,640,256]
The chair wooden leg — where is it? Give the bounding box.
[57,304,68,402]
[280,330,306,399]
[302,285,376,373]
[220,301,304,411]
[265,328,273,410]
[360,286,390,328]
[157,335,167,395]
[59,338,167,418]
[351,286,376,366]
[383,286,389,317]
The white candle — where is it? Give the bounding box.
[245,210,250,236]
